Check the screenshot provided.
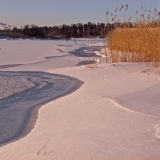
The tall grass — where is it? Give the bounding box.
[107,5,160,68]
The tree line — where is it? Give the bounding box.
[1,21,158,39]
[0,22,109,38]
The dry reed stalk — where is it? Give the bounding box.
[107,5,160,70]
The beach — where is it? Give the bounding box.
[0,39,160,159]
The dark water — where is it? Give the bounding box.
[0,71,83,145]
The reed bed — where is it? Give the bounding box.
[107,5,160,68]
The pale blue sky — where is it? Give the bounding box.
[0,0,159,28]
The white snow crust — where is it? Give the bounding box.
[0,38,160,160]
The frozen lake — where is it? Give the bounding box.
[1,39,160,160]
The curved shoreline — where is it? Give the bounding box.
[0,71,83,146]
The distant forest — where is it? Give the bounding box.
[0,22,108,38]
[0,22,143,39]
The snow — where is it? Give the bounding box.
[0,39,160,159]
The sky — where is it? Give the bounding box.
[0,0,159,28]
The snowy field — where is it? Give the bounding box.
[0,38,160,160]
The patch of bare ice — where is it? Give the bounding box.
[0,76,34,99]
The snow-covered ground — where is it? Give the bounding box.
[0,39,160,159]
